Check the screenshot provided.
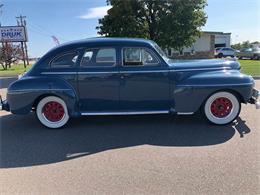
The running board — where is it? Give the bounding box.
[81,111,194,116]
[81,111,169,116]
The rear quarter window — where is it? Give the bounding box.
[50,51,78,68]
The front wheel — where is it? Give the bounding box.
[203,92,241,125]
[36,96,69,128]
[218,53,223,58]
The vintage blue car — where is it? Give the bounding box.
[0,38,259,128]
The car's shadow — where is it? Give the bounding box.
[0,112,250,168]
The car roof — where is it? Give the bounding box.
[38,37,157,63]
[57,37,155,48]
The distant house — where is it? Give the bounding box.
[167,31,231,59]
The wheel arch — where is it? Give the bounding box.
[32,93,63,109]
[31,91,79,117]
[199,88,244,112]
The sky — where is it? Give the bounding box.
[1,0,259,57]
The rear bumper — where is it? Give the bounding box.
[0,95,10,111]
[248,88,260,109]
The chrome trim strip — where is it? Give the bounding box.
[170,67,231,72]
[41,72,77,75]
[8,89,71,94]
[81,110,169,116]
[177,112,194,115]
[42,70,169,75]
[41,67,229,75]
[177,83,253,87]
[120,70,168,74]
[78,71,118,74]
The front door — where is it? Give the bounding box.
[119,47,170,111]
[77,47,120,112]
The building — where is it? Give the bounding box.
[167,31,231,59]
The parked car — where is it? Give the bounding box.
[236,48,260,60]
[214,47,237,58]
[0,38,259,128]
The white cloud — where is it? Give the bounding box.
[78,5,112,19]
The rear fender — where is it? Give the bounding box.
[7,76,79,116]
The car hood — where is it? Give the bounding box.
[167,59,240,71]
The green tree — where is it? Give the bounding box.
[232,41,259,50]
[97,0,207,51]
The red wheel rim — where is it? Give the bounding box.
[42,101,65,122]
[210,97,233,118]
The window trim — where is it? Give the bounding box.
[80,47,117,68]
[49,51,79,68]
[121,47,160,67]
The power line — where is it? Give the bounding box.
[27,20,69,42]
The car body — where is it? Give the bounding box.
[214,47,237,58]
[236,48,260,60]
[1,38,259,128]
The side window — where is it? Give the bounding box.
[81,50,94,66]
[96,48,116,64]
[80,48,116,67]
[142,49,158,64]
[123,48,159,66]
[51,52,78,68]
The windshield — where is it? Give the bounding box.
[152,43,170,62]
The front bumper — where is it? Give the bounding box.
[248,88,260,109]
[0,95,10,111]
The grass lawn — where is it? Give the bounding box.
[239,60,260,77]
[0,64,32,77]
[0,60,259,77]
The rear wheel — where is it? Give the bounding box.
[203,92,241,125]
[36,96,69,128]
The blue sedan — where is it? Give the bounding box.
[0,38,259,128]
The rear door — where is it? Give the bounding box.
[77,47,120,112]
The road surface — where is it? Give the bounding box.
[0,78,259,195]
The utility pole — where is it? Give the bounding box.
[16,15,29,67]
[0,4,5,69]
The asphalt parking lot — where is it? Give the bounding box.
[0,78,259,195]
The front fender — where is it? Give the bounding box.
[172,70,254,113]
[7,76,79,116]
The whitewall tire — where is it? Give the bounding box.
[204,92,241,125]
[36,96,69,128]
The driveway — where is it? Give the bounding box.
[0,79,259,195]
